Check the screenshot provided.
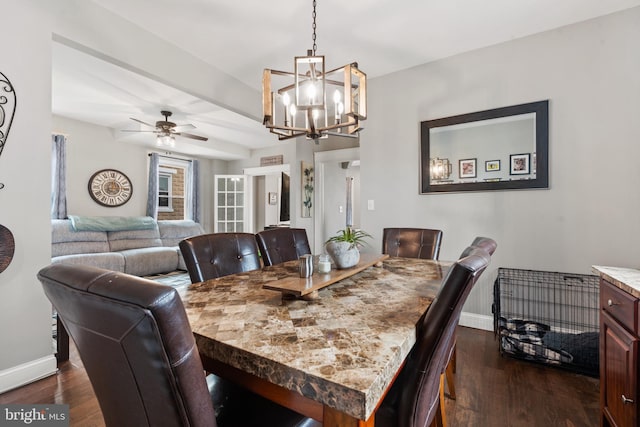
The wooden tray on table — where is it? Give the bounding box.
[262,253,389,299]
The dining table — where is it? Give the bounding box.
[177,253,451,427]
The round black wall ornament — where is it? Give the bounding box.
[0,224,15,274]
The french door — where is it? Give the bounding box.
[214,175,250,232]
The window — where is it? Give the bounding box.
[157,159,189,221]
[158,169,174,212]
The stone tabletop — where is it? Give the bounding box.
[178,256,450,421]
[593,265,640,298]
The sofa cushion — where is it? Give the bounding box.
[52,219,110,257]
[120,247,179,276]
[158,220,204,271]
[158,220,205,247]
[108,227,162,252]
[51,252,125,272]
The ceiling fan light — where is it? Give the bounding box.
[128,110,207,143]
[157,134,175,147]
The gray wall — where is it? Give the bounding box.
[0,1,57,389]
[53,115,149,216]
[361,7,640,325]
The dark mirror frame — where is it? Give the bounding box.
[420,100,549,194]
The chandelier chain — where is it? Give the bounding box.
[311,0,317,55]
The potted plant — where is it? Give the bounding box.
[324,227,372,269]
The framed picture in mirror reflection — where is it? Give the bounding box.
[485,160,500,172]
[510,153,531,175]
[459,158,477,178]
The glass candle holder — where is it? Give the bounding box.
[317,254,331,273]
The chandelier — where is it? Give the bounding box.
[262,0,367,143]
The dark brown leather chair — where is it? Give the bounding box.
[375,250,490,427]
[37,264,319,427]
[459,236,497,257]
[444,238,497,401]
[255,228,311,266]
[382,228,443,260]
[179,233,261,283]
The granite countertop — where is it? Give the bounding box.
[178,256,450,421]
[593,265,640,298]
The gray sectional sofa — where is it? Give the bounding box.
[51,217,204,276]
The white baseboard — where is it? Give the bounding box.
[459,312,494,331]
[0,355,57,394]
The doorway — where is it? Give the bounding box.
[243,164,291,233]
[313,148,360,254]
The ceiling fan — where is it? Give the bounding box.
[123,110,208,142]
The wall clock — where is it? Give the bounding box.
[88,169,133,207]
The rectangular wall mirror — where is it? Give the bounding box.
[420,100,549,193]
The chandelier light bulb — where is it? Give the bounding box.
[282,92,290,106]
[307,82,318,105]
[333,89,341,104]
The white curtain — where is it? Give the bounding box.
[51,134,67,219]
[146,153,159,218]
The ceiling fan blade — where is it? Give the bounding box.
[175,132,208,141]
[121,130,159,133]
[172,124,196,132]
[129,117,156,128]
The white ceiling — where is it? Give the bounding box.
[52,0,640,159]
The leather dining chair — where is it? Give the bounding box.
[255,228,311,266]
[382,228,443,260]
[179,233,261,283]
[459,236,498,257]
[37,264,319,427]
[375,250,491,427]
[444,238,498,401]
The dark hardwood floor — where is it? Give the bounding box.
[0,326,599,426]
[446,327,599,427]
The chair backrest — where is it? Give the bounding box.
[255,228,311,266]
[179,233,261,283]
[397,251,490,427]
[37,264,217,427]
[382,228,443,260]
[459,236,497,258]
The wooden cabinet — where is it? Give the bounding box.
[600,278,639,427]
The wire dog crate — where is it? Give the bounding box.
[493,268,600,377]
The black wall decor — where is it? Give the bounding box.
[0,71,16,159]
[0,71,16,191]
[280,172,290,222]
[0,224,15,274]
